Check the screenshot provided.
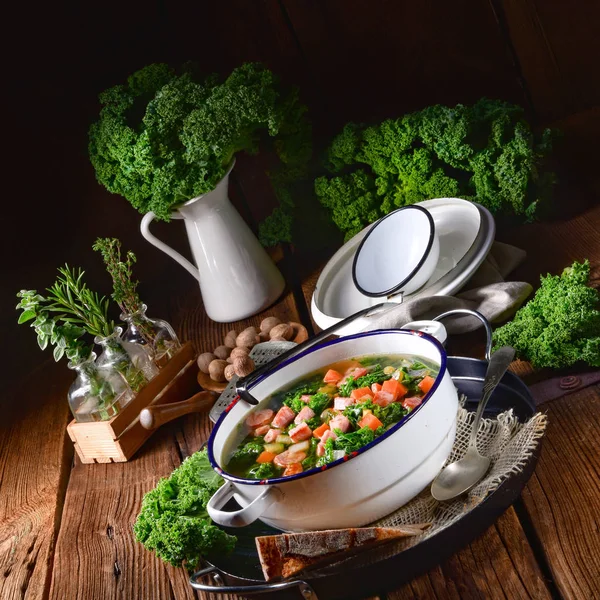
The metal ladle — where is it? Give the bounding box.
[431,345,516,501]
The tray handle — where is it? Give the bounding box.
[190,565,320,598]
[432,309,492,361]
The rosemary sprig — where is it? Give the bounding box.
[45,265,114,339]
[92,238,142,316]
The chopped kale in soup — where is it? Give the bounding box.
[224,354,439,480]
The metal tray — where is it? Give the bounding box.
[190,355,540,599]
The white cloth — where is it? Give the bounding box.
[361,242,533,334]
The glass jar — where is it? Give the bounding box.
[68,352,133,422]
[95,326,158,393]
[120,304,181,368]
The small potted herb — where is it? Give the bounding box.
[93,237,181,367]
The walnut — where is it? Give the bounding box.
[236,327,260,348]
[269,323,294,341]
[224,364,236,382]
[197,352,216,374]
[260,316,282,334]
[208,359,229,382]
[230,347,250,361]
[214,345,231,360]
[233,355,255,378]
[224,329,238,349]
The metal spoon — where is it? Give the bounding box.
[431,345,516,501]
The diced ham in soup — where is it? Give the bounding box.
[263,429,280,443]
[329,415,350,433]
[289,422,312,443]
[274,449,307,467]
[272,406,295,429]
[245,409,273,429]
[334,397,354,411]
[253,424,270,437]
[294,406,315,424]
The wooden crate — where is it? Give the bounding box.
[67,342,198,463]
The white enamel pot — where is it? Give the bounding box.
[207,307,492,532]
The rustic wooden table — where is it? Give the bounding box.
[1,205,598,600]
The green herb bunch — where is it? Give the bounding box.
[17,265,115,364]
[492,260,600,369]
[93,238,141,315]
[46,266,115,339]
[315,98,555,240]
[89,62,311,245]
[16,290,91,364]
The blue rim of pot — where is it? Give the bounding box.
[207,328,447,485]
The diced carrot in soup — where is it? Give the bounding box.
[323,369,343,384]
[382,379,407,401]
[283,463,303,476]
[358,413,383,431]
[256,451,277,464]
[351,387,374,401]
[403,397,423,410]
[313,422,330,439]
[418,375,435,394]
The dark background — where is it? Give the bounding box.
[4,0,599,384]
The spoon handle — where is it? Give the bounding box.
[469,346,516,448]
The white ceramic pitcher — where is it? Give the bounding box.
[140,162,285,323]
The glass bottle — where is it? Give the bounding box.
[68,352,133,422]
[95,326,158,393]
[120,304,181,368]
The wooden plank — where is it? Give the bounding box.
[387,507,553,599]
[499,0,600,122]
[0,361,74,600]
[520,386,600,600]
[49,290,305,600]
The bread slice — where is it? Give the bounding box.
[256,524,429,581]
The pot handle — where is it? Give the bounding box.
[207,481,283,527]
[190,565,319,598]
[432,309,492,361]
[140,212,201,282]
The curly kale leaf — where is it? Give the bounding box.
[134,449,235,571]
[90,62,311,234]
[493,260,600,369]
[315,98,556,239]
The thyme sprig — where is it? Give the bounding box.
[45,265,114,339]
[93,238,142,316]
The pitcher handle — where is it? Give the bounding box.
[140,212,200,282]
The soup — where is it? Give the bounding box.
[224,354,440,480]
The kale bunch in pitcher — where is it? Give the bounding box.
[89,62,311,243]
